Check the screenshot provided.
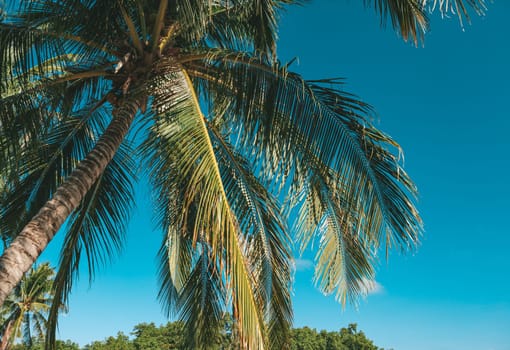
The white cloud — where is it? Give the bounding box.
[294,258,314,271]
[360,278,384,296]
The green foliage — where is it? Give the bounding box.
[12,321,384,350]
[11,339,80,350]
[289,324,384,350]
[132,322,184,350]
[83,332,134,350]
[0,263,56,349]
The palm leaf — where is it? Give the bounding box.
[45,140,136,349]
[364,0,428,44]
[0,100,111,240]
[142,63,266,349]
[182,50,421,303]
[208,124,293,348]
[422,0,487,26]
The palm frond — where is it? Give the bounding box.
[422,0,487,25]
[177,243,226,349]
[22,312,31,346]
[183,50,421,303]
[202,0,298,56]
[0,263,54,348]
[45,140,136,349]
[142,62,266,349]
[13,0,126,59]
[364,0,428,44]
[208,124,293,348]
[0,100,111,240]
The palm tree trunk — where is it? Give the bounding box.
[0,318,13,350]
[0,101,139,306]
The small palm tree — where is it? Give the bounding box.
[0,263,54,350]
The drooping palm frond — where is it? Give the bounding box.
[182,50,422,304]
[142,63,266,349]
[364,0,429,44]
[363,0,488,44]
[208,125,293,348]
[176,243,227,349]
[46,140,136,349]
[0,100,111,241]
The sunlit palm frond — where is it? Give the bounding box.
[308,80,421,250]
[142,61,266,348]
[299,176,375,305]
[157,227,194,317]
[183,50,421,304]
[421,0,487,25]
[208,124,293,348]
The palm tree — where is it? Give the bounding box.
[0,0,485,349]
[0,263,55,350]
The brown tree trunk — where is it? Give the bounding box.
[0,101,139,306]
[0,318,13,350]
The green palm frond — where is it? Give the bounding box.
[0,60,113,186]
[182,50,421,304]
[208,124,293,348]
[203,0,297,56]
[46,140,136,349]
[22,312,32,346]
[0,263,54,349]
[364,0,429,44]
[177,243,226,349]
[142,63,266,348]
[31,311,48,341]
[13,1,125,58]
[0,100,111,240]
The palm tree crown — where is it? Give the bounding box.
[0,0,485,349]
[0,263,55,350]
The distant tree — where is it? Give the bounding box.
[290,324,384,350]
[338,324,380,350]
[67,320,389,350]
[83,332,133,350]
[290,327,322,350]
[132,322,184,350]
[319,330,344,350]
[10,339,79,350]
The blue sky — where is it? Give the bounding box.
[39,1,510,349]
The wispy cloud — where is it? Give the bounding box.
[360,278,384,296]
[294,258,313,271]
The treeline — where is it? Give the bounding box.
[11,322,388,350]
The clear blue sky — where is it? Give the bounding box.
[40,2,510,349]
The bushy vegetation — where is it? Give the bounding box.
[10,321,387,350]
